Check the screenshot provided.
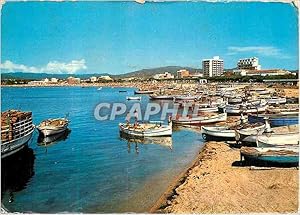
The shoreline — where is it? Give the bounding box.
[151,141,299,213]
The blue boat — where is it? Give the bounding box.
[248,113,298,127]
[240,146,299,165]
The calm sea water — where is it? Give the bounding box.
[1,86,203,213]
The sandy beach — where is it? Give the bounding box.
[151,138,298,213]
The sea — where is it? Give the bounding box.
[1,86,204,213]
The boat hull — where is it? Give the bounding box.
[1,128,34,159]
[248,114,299,127]
[37,125,68,137]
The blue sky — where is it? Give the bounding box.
[1,1,298,74]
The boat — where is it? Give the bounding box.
[266,104,299,115]
[119,121,172,137]
[256,133,299,147]
[266,97,286,104]
[174,95,199,101]
[201,120,266,141]
[248,112,299,127]
[1,110,35,159]
[97,87,102,90]
[126,96,141,100]
[240,146,299,165]
[227,97,243,104]
[119,90,127,93]
[37,129,71,146]
[37,118,69,137]
[173,113,227,125]
[219,103,268,115]
[134,90,154,94]
[149,95,174,100]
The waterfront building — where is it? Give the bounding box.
[51,78,58,83]
[90,76,97,82]
[67,76,81,84]
[153,72,174,80]
[202,56,224,77]
[98,75,113,81]
[177,69,190,78]
[190,73,204,78]
[237,57,261,70]
[233,69,293,76]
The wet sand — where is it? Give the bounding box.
[151,140,298,213]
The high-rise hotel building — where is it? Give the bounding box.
[202,56,224,77]
[237,57,261,70]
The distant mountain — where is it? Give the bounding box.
[1,72,111,80]
[114,66,202,78]
[1,66,202,80]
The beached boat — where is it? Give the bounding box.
[134,90,154,94]
[126,96,141,100]
[266,104,299,115]
[119,121,172,137]
[174,95,199,101]
[248,113,298,127]
[37,118,69,137]
[149,95,174,100]
[227,97,243,104]
[201,121,266,141]
[173,113,227,125]
[220,103,268,115]
[1,110,35,159]
[266,97,286,104]
[240,146,299,165]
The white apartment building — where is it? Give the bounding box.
[237,57,261,70]
[153,72,174,80]
[202,56,224,77]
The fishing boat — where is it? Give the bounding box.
[134,90,154,94]
[37,118,69,137]
[266,104,299,115]
[240,146,299,165]
[227,97,243,104]
[266,97,286,104]
[173,112,227,125]
[149,95,174,100]
[126,96,141,100]
[119,121,172,137]
[219,103,268,115]
[201,120,266,141]
[1,110,35,159]
[248,112,298,127]
[37,129,71,146]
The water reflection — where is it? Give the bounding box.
[37,129,71,147]
[120,133,173,154]
[1,146,35,202]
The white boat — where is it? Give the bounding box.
[97,87,102,90]
[1,110,35,159]
[150,95,174,100]
[134,90,154,94]
[174,95,199,101]
[221,103,268,115]
[266,97,286,104]
[119,121,172,137]
[256,133,299,147]
[173,113,227,125]
[126,96,141,100]
[37,118,69,137]
[201,121,266,141]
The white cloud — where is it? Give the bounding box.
[227,46,291,59]
[0,59,87,74]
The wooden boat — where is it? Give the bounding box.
[201,122,265,141]
[220,103,267,115]
[149,95,174,100]
[256,133,299,147]
[248,113,298,127]
[1,110,35,159]
[174,95,199,101]
[173,113,227,125]
[266,97,286,104]
[266,104,299,115]
[37,129,71,146]
[126,96,141,100]
[240,146,299,165]
[119,121,172,137]
[37,118,69,137]
[227,97,243,104]
[134,90,154,94]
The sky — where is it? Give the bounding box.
[0,1,298,74]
